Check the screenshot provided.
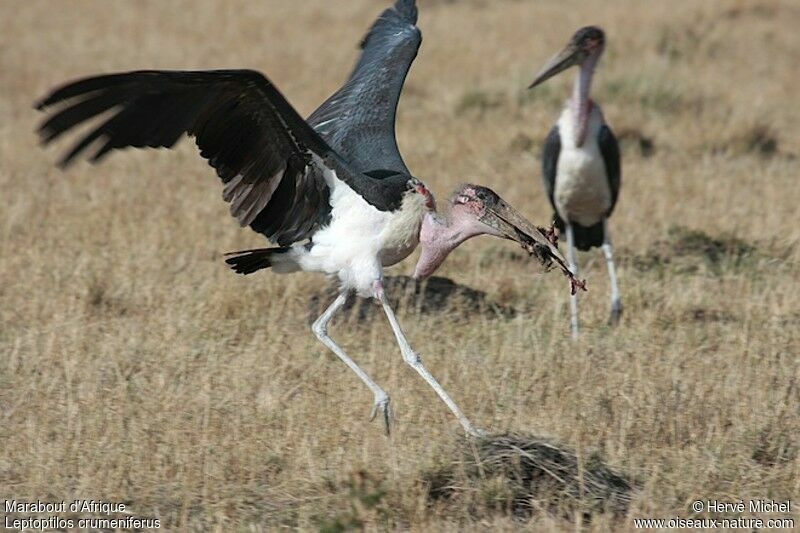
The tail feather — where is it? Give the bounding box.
[554,214,605,251]
[224,247,289,275]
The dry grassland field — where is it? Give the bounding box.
[1,0,799,531]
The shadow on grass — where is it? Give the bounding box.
[424,433,636,522]
[308,276,517,324]
[629,225,762,276]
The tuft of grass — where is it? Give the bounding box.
[615,127,656,158]
[665,225,756,264]
[655,23,705,61]
[424,434,636,521]
[603,75,690,114]
[84,276,130,317]
[630,225,763,277]
[2,0,799,530]
[313,471,392,533]
[455,89,505,115]
[709,122,780,157]
[516,81,564,111]
[508,132,535,154]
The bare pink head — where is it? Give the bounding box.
[413,184,567,279]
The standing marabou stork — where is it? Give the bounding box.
[35,0,576,436]
[529,26,622,339]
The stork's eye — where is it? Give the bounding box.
[581,32,604,51]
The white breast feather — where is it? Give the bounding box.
[287,160,425,296]
[554,105,611,227]
[379,191,426,266]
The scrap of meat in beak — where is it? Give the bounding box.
[460,185,587,294]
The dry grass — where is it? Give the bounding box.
[1,0,799,530]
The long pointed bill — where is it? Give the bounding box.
[480,197,587,295]
[528,43,581,89]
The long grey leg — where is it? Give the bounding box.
[565,223,579,340]
[602,219,622,325]
[312,291,392,434]
[373,280,484,437]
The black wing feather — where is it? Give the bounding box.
[307,0,421,175]
[541,125,560,214]
[35,69,381,246]
[598,124,621,215]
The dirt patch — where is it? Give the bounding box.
[455,90,505,115]
[313,470,394,532]
[685,307,736,324]
[630,225,759,276]
[711,123,779,158]
[508,132,536,154]
[663,226,755,261]
[424,433,636,520]
[615,127,655,158]
[83,277,132,317]
[307,276,516,324]
[752,426,798,468]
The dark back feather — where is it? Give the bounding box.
[541,124,560,213]
[598,124,621,215]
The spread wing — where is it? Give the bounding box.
[35,69,365,246]
[307,0,421,175]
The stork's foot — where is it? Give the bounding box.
[369,393,393,435]
[608,301,623,326]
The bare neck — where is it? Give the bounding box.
[412,211,489,279]
[571,54,599,146]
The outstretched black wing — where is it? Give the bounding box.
[598,124,621,215]
[36,70,373,246]
[307,0,420,175]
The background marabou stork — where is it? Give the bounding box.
[529,26,622,339]
[35,0,571,436]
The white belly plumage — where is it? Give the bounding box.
[554,106,611,227]
[272,168,426,296]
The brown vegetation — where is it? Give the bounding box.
[1,0,798,530]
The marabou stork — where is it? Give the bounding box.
[35,0,576,436]
[529,26,622,339]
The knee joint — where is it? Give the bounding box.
[403,350,422,366]
[312,320,327,339]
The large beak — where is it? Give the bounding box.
[480,196,587,294]
[528,43,581,89]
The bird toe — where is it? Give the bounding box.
[369,394,393,436]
